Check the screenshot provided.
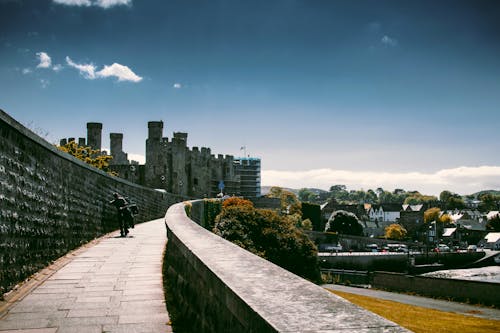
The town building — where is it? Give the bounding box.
[234,157,261,199]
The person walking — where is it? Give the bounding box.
[110,192,131,237]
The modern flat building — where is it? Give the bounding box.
[234,157,261,199]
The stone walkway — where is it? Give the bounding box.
[0,219,172,333]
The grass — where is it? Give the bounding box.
[328,289,499,333]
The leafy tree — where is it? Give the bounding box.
[439,190,465,210]
[222,197,254,209]
[301,218,313,231]
[328,184,349,202]
[268,186,284,198]
[404,193,437,205]
[213,205,320,282]
[325,210,363,236]
[384,224,407,240]
[424,207,452,224]
[267,187,302,215]
[447,197,465,210]
[439,190,453,203]
[330,184,347,193]
[424,207,441,223]
[298,188,316,202]
[301,202,322,231]
[57,141,115,175]
[366,189,378,203]
[439,213,453,224]
[478,194,500,212]
[486,214,500,231]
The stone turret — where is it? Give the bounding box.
[148,121,163,141]
[173,132,188,146]
[110,133,128,165]
[86,122,102,151]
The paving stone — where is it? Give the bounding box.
[0,318,50,330]
[102,322,173,333]
[55,325,103,333]
[0,328,58,333]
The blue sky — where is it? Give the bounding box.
[1,0,500,195]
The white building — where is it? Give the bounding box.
[484,232,500,250]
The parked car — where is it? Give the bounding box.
[366,244,379,252]
[324,243,343,252]
[433,244,450,252]
[467,245,477,252]
[396,245,409,253]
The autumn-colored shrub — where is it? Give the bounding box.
[222,197,254,209]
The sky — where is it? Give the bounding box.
[1,0,500,196]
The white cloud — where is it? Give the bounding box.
[95,0,131,8]
[262,166,500,196]
[52,64,64,72]
[96,63,142,82]
[173,83,182,89]
[128,153,145,164]
[65,57,141,82]
[39,79,50,88]
[53,0,92,6]
[381,35,398,46]
[52,0,131,8]
[22,68,32,74]
[66,56,97,79]
[36,52,52,68]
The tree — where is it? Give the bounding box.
[486,214,500,231]
[298,188,316,202]
[424,207,441,223]
[478,194,500,212]
[439,190,465,210]
[404,193,437,205]
[57,141,115,175]
[301,202,322,231]
[384,224,407,240]
[213,205,320,282]
[324,210,363,236]
[222,197,254,209]
[267,186,283,198]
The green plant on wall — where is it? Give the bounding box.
[203,199,222,230]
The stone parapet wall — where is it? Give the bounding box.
[0,110,180,294]
[373,271,500,307]
[164,201,409,332]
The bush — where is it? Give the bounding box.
[213,205,321,282]
[325,210,363,236]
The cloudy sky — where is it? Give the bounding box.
[1,0,500,195]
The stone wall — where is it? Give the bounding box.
[373,271,500,307]
[0,110,181,294]
[164,201,408,332]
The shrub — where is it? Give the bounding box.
[213,205,321,282]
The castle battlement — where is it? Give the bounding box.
[62,120,260,198]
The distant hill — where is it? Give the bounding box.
[470,190,500,197]
[261,186,328,196]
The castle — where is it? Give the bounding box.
[60,121,261,199]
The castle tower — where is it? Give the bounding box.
[110,133,128,165]
[86,122,102,151]
[148,121,163,141]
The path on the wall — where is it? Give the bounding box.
[0,219,172,333]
